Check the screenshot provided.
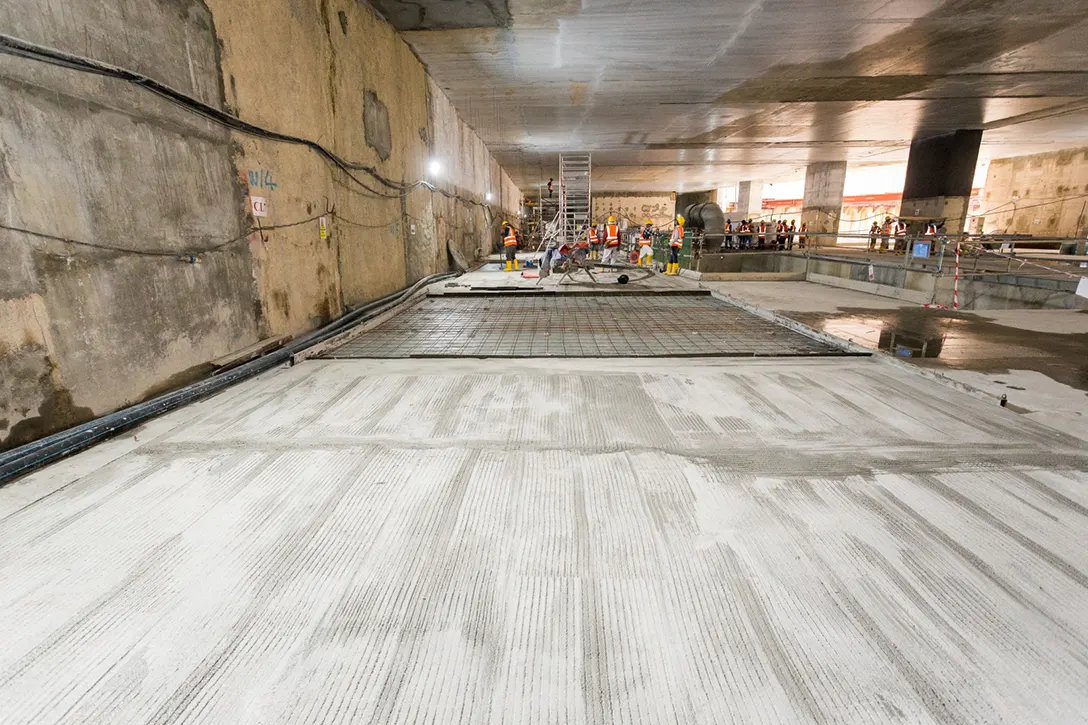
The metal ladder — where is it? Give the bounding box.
[559,153,591,245]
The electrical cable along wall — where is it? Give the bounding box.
[0,0,519,452]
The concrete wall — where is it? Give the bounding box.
[593,193,675,229]
[697,251,1087,310]
[0,0,517,450]
[799,254,1086,310]
[980,147,1088,237]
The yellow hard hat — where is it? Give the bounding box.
[677,214,685,224]
[645,218,654,225]
[502,220,510,226]
[608,215,616,223]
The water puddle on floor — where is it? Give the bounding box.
[806,315,952,359]
[787,307,1088,392]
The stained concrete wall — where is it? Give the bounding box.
[981,147,1088,237]
[593,193,675,229]
[0,0,517,451]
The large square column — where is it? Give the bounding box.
[899,130,982,235]
[736,181,763,219]
[801,161,847,241]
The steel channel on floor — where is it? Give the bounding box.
[319,294,851,359]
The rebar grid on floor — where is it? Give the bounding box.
[319,295,850,359]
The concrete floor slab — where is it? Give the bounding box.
[703,281,919,313]
[1,357,1086,724]
[711,281,1088,440]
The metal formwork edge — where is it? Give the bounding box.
[705,290,872,356]
[704,289,1021,407]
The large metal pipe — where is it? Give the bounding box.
[683,202,726,244]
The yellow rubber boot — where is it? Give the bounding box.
[505,260,512,272]
[514,259,520,270]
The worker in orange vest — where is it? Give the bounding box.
[587,222,601,260]
[894,218,908,254]
[502,221,519,272]
[637,219,655,267]
[666,214,685,275]
[602,215,620,265]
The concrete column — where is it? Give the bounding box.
[899,129,982,235]
[800,161,847,241]
[736,181,762,219]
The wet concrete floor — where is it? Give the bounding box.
[789,307,1088,392]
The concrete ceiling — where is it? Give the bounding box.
[385,0,1088,192]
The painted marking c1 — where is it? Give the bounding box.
[250,196,268,218]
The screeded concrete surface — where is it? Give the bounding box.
[1,357,1087,724]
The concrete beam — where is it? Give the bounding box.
[736,181,762,219]
[900,130,983,235]
[801,161,847,239]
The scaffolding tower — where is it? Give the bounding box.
[559,153,592,245]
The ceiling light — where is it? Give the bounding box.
[428,159,443,177]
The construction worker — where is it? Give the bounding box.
[587,222,601,260]
[925,220,938,236]
[869,221,880,251]
[894,218,908,254]
[667,214,685,274]
[757,220,767,249]
[798,221,808,249]
[602,215,620,265]
[880,216,892,252]
[787,220,797,250]
[638,219,655,267]
[502,221,519,272]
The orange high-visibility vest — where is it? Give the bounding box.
[503,230,517,247]
[671,226,684,247]
[895,222,907,236]
[606,223,619,246]
[588,228,599,244]
[639,229,653,247]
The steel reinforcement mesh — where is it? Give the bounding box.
[319,294,852,359]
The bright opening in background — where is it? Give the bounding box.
[428,159,442,177]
